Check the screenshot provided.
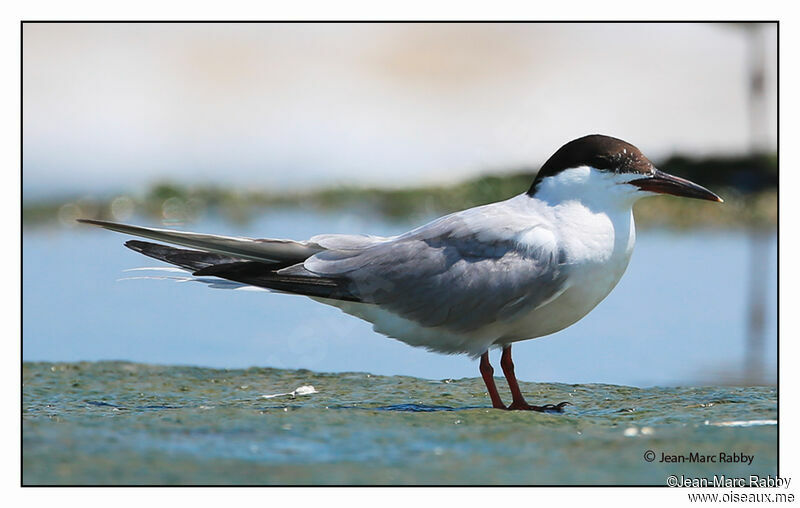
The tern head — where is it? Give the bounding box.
[528,134,722,205]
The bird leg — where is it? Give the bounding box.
[479,352,506,409]
[500,345,569,412]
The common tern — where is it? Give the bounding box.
[79,134,722,411]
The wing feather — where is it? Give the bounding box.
[303,207,569,333]
[78,219,322,263]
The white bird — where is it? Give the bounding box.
[79,135,722,411]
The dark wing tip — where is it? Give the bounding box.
[124,239,150,253]
[193,261,259,277]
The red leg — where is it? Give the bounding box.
[479,352,506,409]
[500,345,529,409]
[500,345,569,412]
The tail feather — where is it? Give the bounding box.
[78,219,323,263]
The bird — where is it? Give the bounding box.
[78,134,722,411]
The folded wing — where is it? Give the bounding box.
[81,209,568,334]
[301,213,569,333]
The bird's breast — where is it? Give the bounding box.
[504,206,636,341]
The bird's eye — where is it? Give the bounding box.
[590,157,614,171]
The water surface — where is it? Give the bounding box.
[23,362,777,485]
[22,211,779,485]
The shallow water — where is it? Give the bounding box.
[23,361,777,485]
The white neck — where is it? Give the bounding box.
[533,166,642,213]
[524,165,639,269]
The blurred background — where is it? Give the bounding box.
[22,22,777,386]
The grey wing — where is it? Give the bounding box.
[81,205,568,331]
[300,215,569,333]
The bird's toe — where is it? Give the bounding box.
[507,401,569,412]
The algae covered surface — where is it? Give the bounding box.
[22,361,777,485]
